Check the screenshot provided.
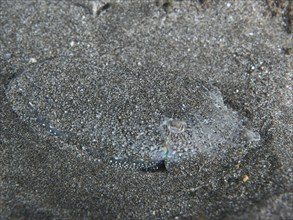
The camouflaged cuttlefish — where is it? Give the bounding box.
[6,57,260,171]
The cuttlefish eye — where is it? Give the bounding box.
[166,119,186,133]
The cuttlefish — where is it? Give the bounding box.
[6,57,260,171]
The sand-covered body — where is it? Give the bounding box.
[6,57,260,170]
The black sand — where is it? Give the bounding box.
[1,1,292,219]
